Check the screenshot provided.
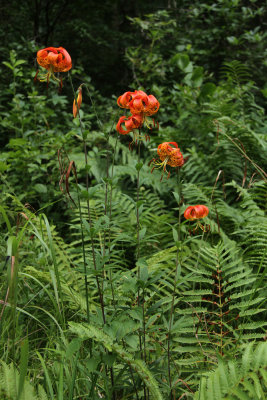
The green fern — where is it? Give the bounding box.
[228,181,267,270]
[0,362,49,400]
[161,239,267,378]
[194,341,267,399]
[220,60,250,85]
[69,321,164,400]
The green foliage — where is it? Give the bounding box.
[194,341,267,400]
[69,322,164,400]
[0,361,49,400]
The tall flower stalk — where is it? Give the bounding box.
[58,149,91,324]
[69,73,106,323]
[71,77,120,399]
[116,90,160,400]
[150,140,185,397]
[106,131,119,308]
[167,167,182,397]
[100,116,120,302]
[72,82,117,314]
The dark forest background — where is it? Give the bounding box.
[1,0,266,94]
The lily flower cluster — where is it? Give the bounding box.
[34,47,211,234]
[116,90,160,145]
[115,90,210,232]
[150,141,184,180]
[36,47,72,86]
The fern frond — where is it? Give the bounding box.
[194,341,267,399]
[220,60,250,85]
[69,321,163,400]
[0,362,49,400]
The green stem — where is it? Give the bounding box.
[137,139,141,285]
[101,127,118,400]
[69,74,118,398]
[136,139,147,400]
[167,167,182,397]
[143,293,147,400]
[84,84,102,130]
[10,255,18,363]
[217,270,223,356]
[82,136,106,325]
[218,124,267,182]
[101,116,119,300]
[108,133,119,308]
[75,180,90,323]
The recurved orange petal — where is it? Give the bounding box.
[184,205,209,220]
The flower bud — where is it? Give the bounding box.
[73,87,82,118]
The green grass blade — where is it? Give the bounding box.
[36,351,55,400]
[0,205,12,233]
[17,338,29,400]
[57,361,64,400]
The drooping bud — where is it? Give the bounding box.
[73,86,82,118]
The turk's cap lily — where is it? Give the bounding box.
[37,47,72,72]
[184,205,209,220]
[157,142,178,157]
[36,46,72,86]
[129,93,160,116]
[116,114,143,135]
[145,95,160,116]
[117,90,160,116]
[117,90,147,109]
[150,141,184,180]
[157,142,184,168]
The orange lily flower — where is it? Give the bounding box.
[145,95,160,116]
[117,92,132,108]
[116,114,143,135]
[73,86,82,118]
[128,90,148,113]
[117,90,147,109]
[184,205,209,220]
[116,89,160,147]
[129,92,160,116]
[117,90,160,117]
[184,205,210,234]
[36,46,72,84]
[157,142,184,168]
[150,142,184,180]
